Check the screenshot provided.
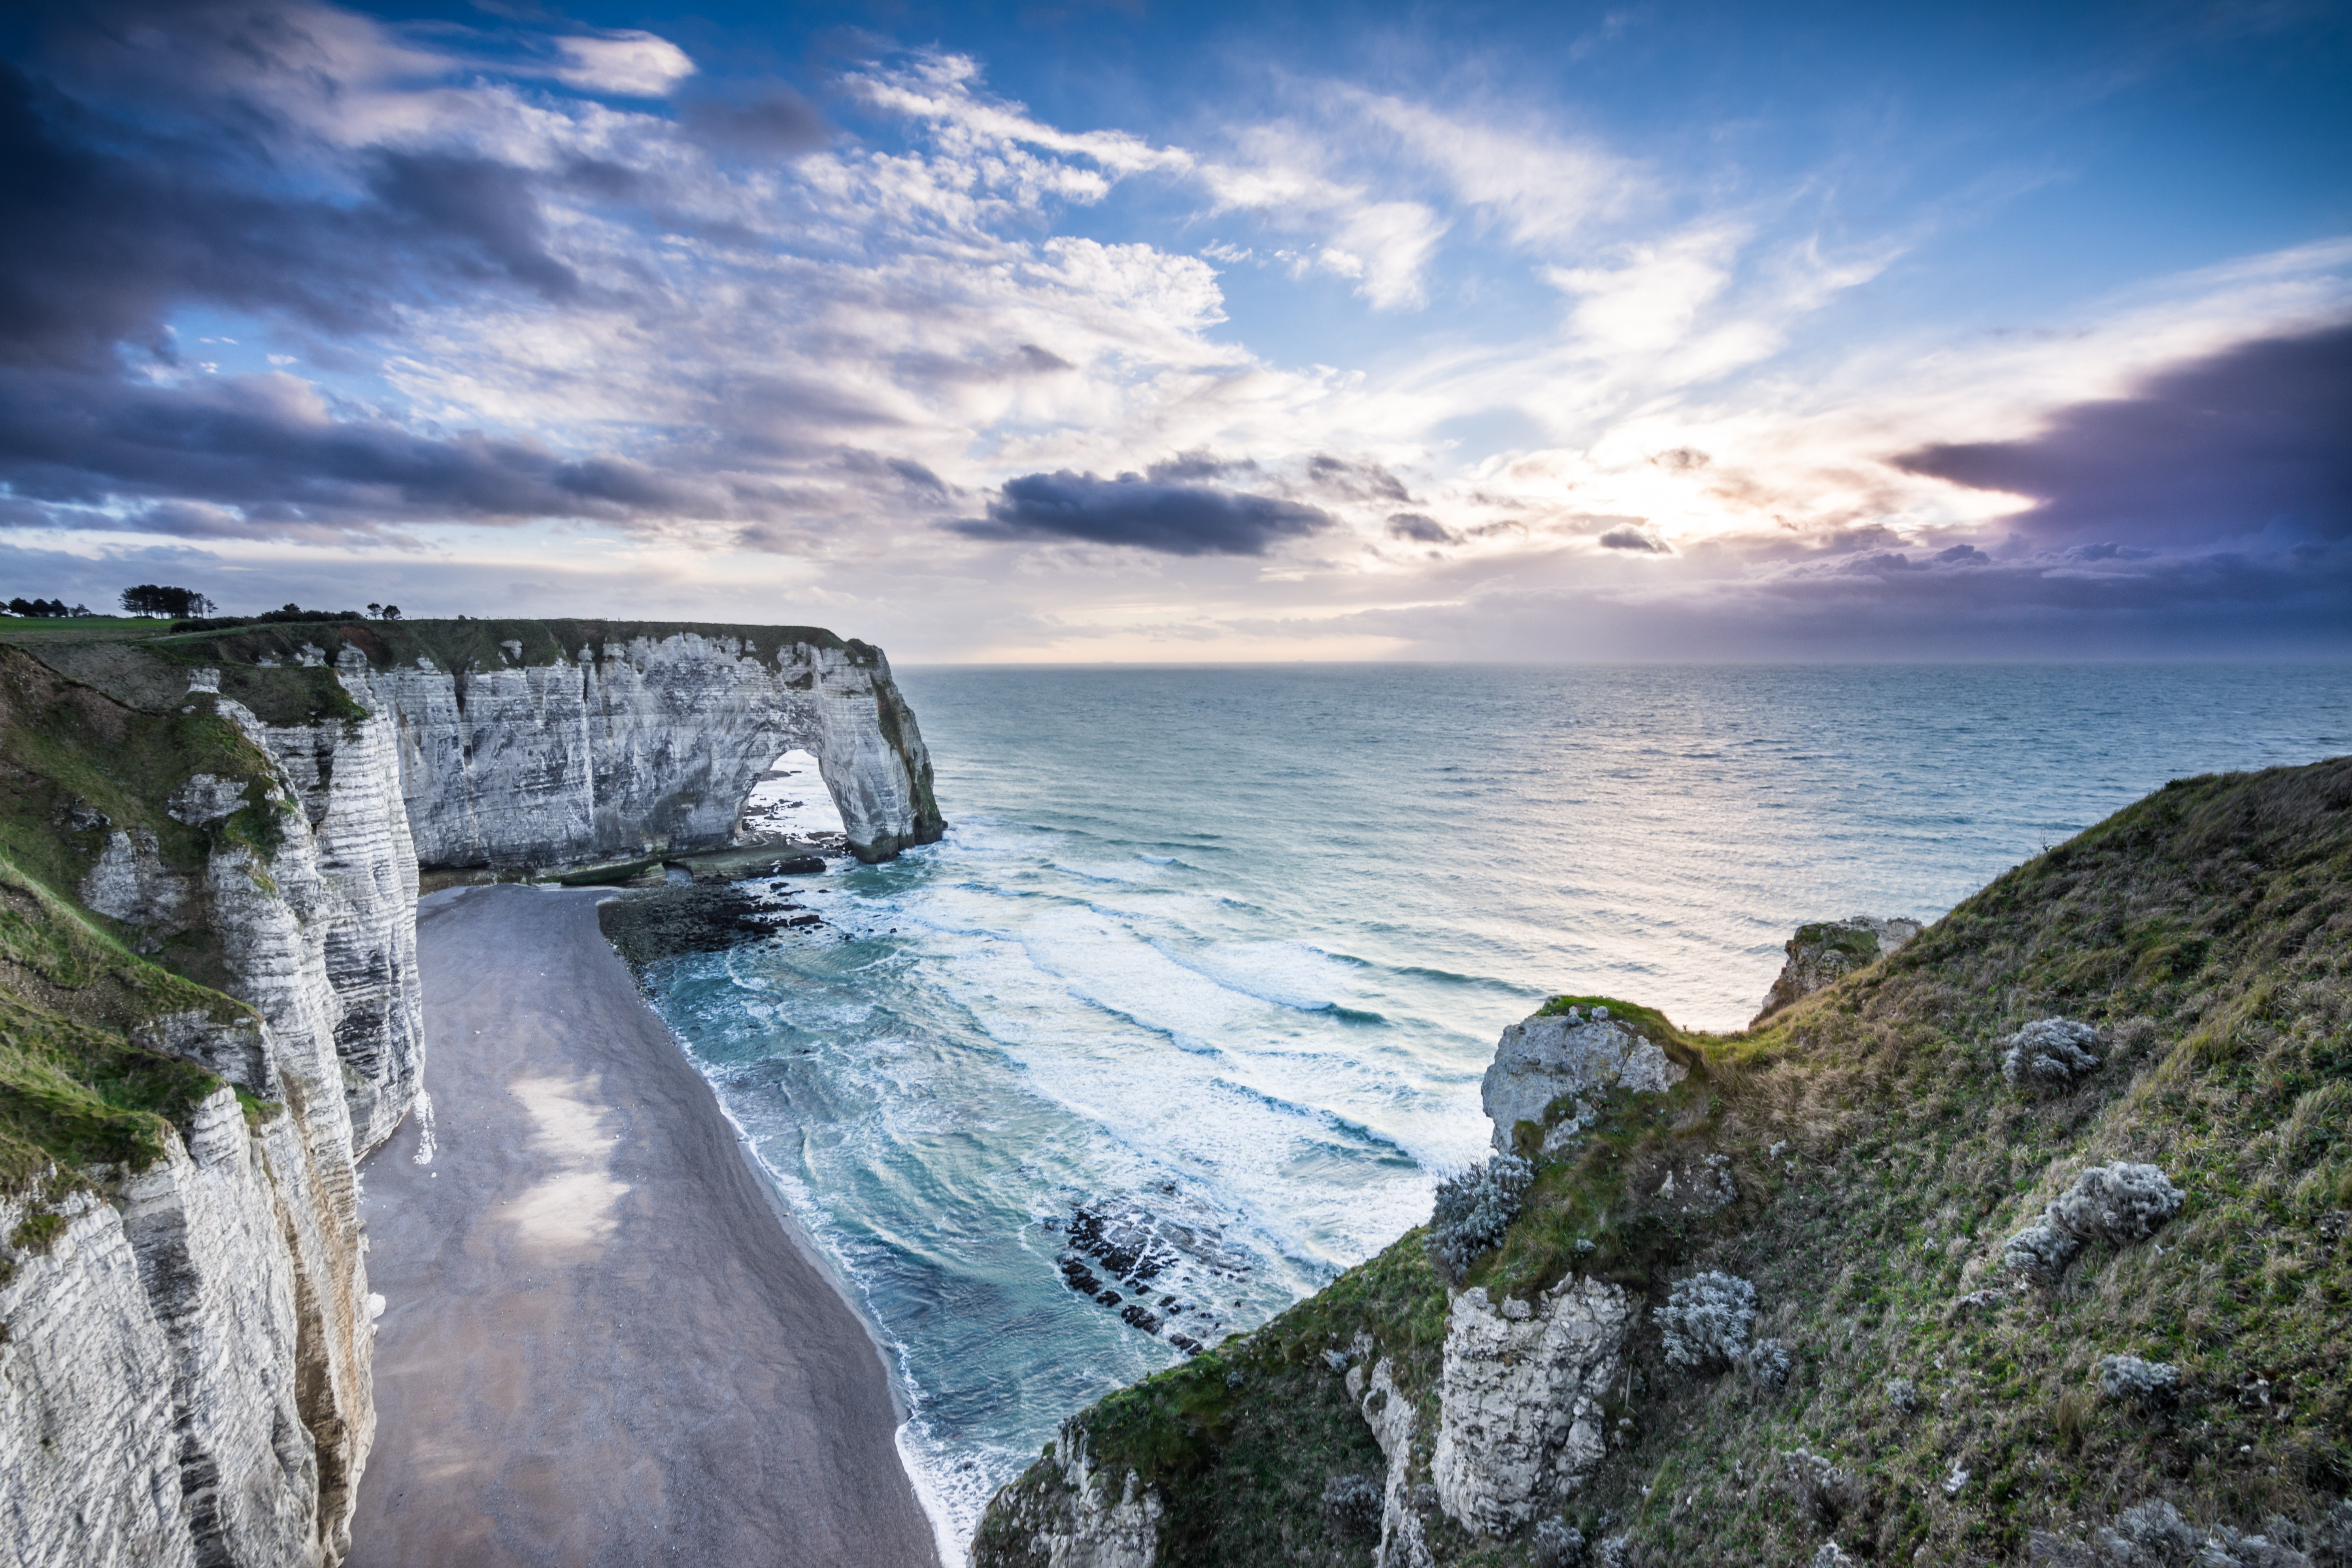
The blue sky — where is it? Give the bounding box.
[0,0,2346,657]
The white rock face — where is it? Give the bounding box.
[993,1425,1164,1568]
[81,827,190,927]
[10,688,416,1565]
[1348,1356,1436,1568]
[1430,1278,1634,1536]
[0,1093,323,1568]
[1481,1012,1686,1152]
[347,632,941,867]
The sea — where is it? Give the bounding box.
[639,662,2350,1557]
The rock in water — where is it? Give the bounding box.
[1751,915,1920,1026]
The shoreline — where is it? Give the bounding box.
[350,883,939,1568]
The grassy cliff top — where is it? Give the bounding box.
[979,757,2352,1567]
[0,617,882,726]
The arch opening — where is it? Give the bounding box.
[735,748,848,848]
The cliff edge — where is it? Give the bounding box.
[0,615,942,1566]
[973,758,2352,1568]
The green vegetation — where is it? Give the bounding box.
[978,758,2352,1565]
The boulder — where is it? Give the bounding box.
[1752,916,1920,1026]
[1481,1009,1685,1153]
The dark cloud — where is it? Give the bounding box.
[679,87,830,155]
[953,470,1334,555]
[0,368,723,530]
[1898,324,2352,548]
[1017,343,1076,373]
[1597,525,1670,553]
[1387,511,1459,544]
[368,152,579,301]
[1305,453,1413,503]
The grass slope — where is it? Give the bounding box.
[976,758,2352,1566]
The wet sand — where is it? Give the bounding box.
[348,884,939,1568]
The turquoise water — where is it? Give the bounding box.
[638,663,2350,1551]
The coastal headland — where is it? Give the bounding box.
[0,615,945,1566]
[349,883,938,1568]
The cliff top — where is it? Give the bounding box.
[0,617,883,727]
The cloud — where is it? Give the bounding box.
[954,471,1334,555]
[1895,323,2352,548]
[1387,511,1458,543]
[550,32,697,98]
[678,86,830,155]
[1597,524,1670,553]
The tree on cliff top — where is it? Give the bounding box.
[120,585,215,618]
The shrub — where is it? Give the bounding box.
[1655,1270,1758,1372]
[1743,1336,1793,1390]
[1533,1517,1588,1567]
[2003,1017,2103,1091]
[2006,1163,2186,1280]
[1429,1154,1534,1281]
[1321,1473,1380,1540]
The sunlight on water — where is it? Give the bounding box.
[639,662,2351,1550]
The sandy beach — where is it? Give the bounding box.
[347,884,939,1568]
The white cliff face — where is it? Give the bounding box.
[247,691,425,1156]
[0,1091,325,1568]
[980,1425,1164,1568]
[13,683,415,1566]
[347,632,941,868]
[1481,1010,1686,1152]
[1347,1355,1436,1568]
[1429,1279,1633,1537]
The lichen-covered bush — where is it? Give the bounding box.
[2030,1497,2340,1566]
[1812,1544,1857,1568]
[2003,1017,2103,1091]
[1429,1153,1534,1281]
[1885,1377,1918,1414]
[1320,1473,1381,1540]
[2005,1162,2186,1280]
[1780,1448,1860,1531]
[1743,1337,1793,1390]
[1532,1516,1587,1567]
[1655,1270,1758,1372]
[2050,1163,2186,1244]
[2098,1355,2181,1408]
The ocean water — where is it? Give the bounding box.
[637,663,2350,1554]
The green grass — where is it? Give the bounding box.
[976,758,2352,1566]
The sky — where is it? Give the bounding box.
[0,0,2347,660]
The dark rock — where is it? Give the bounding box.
[1119,1305,1163,1334]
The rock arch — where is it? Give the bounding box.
[349,625,944,868]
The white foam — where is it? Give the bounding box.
[740,748,846,839]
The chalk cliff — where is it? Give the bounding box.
[0,617,938,1566]
[332,621,942,868]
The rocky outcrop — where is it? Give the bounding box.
[1481,1006,1685,1153]
[1752,916,1920,1026]
[970,1422,1163,1568]
[1430,1279,1633,1537]
[2004,1018,2103,1092]
[347,630,942,868]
